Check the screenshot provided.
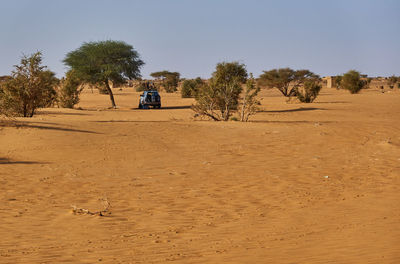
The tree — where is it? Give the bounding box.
[150,71,180,93]
[0,52,58,117]
[63,40,144,108]
[239,74,260,122]
[341,70,367,94]
[259,68,318,99]
[192,62,248,121]
[181,77,204,98]
[57,70,83,108]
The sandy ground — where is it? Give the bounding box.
[0,87,399,263]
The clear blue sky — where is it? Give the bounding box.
[0,0,399,78]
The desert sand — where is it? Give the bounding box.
[1,87,399,263]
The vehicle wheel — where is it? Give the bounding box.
[138,104,142,109]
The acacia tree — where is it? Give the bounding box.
[150,71,180,93]
[63,40,144,108]
[0,52,58,117]
[192,62,248,121]
[259,68,318,99]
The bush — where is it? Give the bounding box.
[57,70,83,108]
[388,75,398,89]
[0,52,58,117]
[181,77,204,98]
[239,74,260,121]
[341,70,367,94]
[296,79,322,103]
[192,62,247,121]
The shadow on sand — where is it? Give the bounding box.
[259,107,324,113]
[0,157,46,165]
[0,122,100,134]
[38,111,91,116]
[92,120,169,123]
[131,105,192,110]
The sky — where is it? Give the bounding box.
[0,0,399,79]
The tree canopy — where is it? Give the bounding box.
[150,71,180,93]
[259,68,319,98]
[63,40,144,108]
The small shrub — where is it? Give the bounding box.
[341,70,366,94]
[57,70,83,108]
[181,77,203,98]
[296,79,322,103]
[239,74,260,121]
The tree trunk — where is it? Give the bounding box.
[104,80,116,108]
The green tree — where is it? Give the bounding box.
[0,52,58,117]
[57,70,83,108]
[341,70,367,94]
[181,77,204,98]
[259,68,318,99]
[239,74,260,122]
[192,62,248,121]
[63,40,144,108]
[150,71,180,93]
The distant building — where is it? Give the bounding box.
[322,76,335,88]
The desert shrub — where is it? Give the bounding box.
[259,68,319,100]
[57,70,83,108]
[239,74,260,121]
[296,79,322,103]
[192,62,247,121]
[150,71,180,93]
[334,75,342,89]
[0,52,58,117]
[388,75,398,89]
[341,70,367,94]
[181,77,204,98]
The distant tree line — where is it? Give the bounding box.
[0,39,398,119]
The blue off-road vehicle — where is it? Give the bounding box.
[138,91,161,109]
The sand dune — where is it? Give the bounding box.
[1,88,399,263]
